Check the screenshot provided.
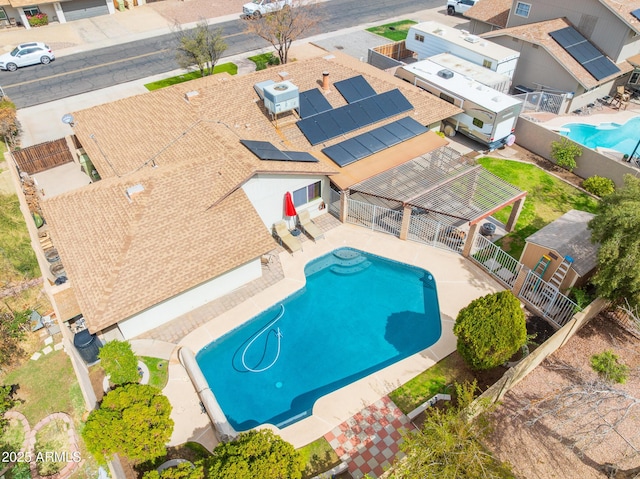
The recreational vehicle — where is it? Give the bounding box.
[395,59,523,149]
[428,53,511,93]
[406,21,520,79]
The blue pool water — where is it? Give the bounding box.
[560,116,640,156]
[196,248,441,431]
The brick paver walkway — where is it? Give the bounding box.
[325,396,414,479]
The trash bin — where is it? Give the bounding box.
[480,223,496,237]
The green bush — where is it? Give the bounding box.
[27,13,48,27]
[453,291,527,370]
[255,60,267,71]
[582,175,615,197]
[98,340,139,386]
[551,137,582,172]
[590,350,629,384]
[266,53,280,66]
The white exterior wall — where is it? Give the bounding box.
[242,174,328,230]
[117,260,261,339]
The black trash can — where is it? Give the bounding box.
[73,329,102,365]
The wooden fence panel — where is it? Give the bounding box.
[12,138,74,174]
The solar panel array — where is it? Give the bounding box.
[297,89,413,145]
[322,116,428,167]
[333,75,377,103]
[632,8,640,21]
[549,26,620,81]
[298,89,333,119]
[240,140,318,163]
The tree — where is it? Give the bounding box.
[0,308,29,366]
[0,96,21,149]
[453,291,527,370]
[243,1,320,64]
[142,462,204,479]
[174,19,227,77]
[392,382,514,479]
[98,339,139,385]
[82,384,173,464]
[551,137,582,172]
[206,430,305,479]
[0,385,16,434]
[588,175,640,307]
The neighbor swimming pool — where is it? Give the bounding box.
[560,116,640,156]
[196,248,442,431]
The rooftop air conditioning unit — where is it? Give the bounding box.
[464,35,481,43]
[263,81,300,115]
[437,69,454,79]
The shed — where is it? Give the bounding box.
[521,210,598,291]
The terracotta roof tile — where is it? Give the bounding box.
[482,17,631,89]
[465,0,512,28]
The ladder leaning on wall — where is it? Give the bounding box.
[548,255,574,290]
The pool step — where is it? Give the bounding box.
[333,249,361,260]
[330,261,372,275]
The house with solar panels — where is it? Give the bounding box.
[464,0,639,112]
[40,51,477,340]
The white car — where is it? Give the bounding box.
[0,42,55,72]
[241,0,292,19]
[447,0,479,15]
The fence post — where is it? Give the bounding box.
[339,191,349,223]
[399,205,411,240]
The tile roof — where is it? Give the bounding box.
[482,17,632,89]
[465,0,512,28]
[45,52,461,333]
[599,0,640,33]
[525,210,598,276]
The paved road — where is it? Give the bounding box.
[2,0,443,108]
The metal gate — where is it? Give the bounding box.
[61,0,109,21]
[470,235,521,288]
[346,199,402,237]
[408,214,465,253]
[518,270,578,327]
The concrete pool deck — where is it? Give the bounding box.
[174,223,503,448]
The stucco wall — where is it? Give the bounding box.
[514,117,638,188]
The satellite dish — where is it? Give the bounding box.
[61,114,75,126]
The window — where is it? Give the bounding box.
[630,72,640,85]
[293,181,321,206]
[23,5,40,16]
[439,93,455,104]
[414,33,424,43]
[0,8,7,20]
[482,59,492,69]
[514,2,530,17]
[472,118,484,128]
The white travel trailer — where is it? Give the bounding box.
[406,21,520,79]
[428,53,512,94]
[395,59,523,149]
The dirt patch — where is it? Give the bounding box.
[485,314,640,479]
[88,365,105,402]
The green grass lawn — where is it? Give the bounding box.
[478,158,599,259]
[366,20,417,41]
[0,194,40,280]
[144,62,238,90]
[1,350,85,425]
[139,356,169,390]
[298,437,340,479]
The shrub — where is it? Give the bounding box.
[98,340,139,386]
[551,137,582,172]
[590,350,629,384]
[254,60,267,71]
[266,53,280,66]
[27,13,48,27]
[582,175,615,197]
[453,291,527,370]
[0,97,21,148]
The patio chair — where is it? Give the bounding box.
[297,209,324,242]
[273,221,302,253]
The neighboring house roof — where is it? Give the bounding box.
[526,210,598,276]
[599,0,640,34]
[482,17,632,89]
[465,0,512,28]
[44,52,461,333]
[627,53,640,67]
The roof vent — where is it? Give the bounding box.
[461,29,469,35]
[184,90,199,103]
[464,35,481,43]
[437,69,454,79]
[434,28,444,36]
[125,184,144,202]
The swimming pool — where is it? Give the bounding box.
[560,116,640,156]
[196,248,442,431]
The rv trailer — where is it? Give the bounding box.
[395,59,523,149]
[406,21,520,79]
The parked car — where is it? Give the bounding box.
[241,0,292,19]
[0,42,55,72]
[447,0,479,15]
